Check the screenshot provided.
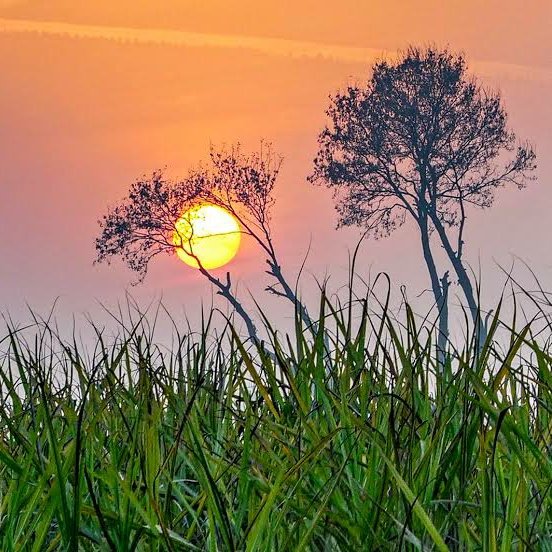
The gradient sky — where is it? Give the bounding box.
[1,1,551,337]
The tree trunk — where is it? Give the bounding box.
[267,259,314,331]
[418,216,450,369]
[429,215,487,346]
[199,268,260,346]
[438,271,450,367]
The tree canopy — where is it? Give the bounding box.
[96,145,311,343]
[311,46,536,340]
[311,47,535,235]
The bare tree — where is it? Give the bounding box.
[310,46,536,355]
[95,145,312,345]
[203,145,313,330]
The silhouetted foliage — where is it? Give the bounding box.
[96,145,311,342]
[311,46,536,345]
[95,170,204,281]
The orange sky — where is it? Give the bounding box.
[0,1,551,333]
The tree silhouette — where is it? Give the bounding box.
[200,145,313,330]
[310,46,536,353]
[95,145,312,344]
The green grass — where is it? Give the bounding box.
[0,285,551,551]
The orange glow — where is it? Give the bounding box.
[0,1,549,316]
[172,204,241,270]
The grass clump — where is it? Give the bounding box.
[0,286,551,551]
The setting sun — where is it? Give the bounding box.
[172,204,241,269]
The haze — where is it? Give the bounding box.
[1,1,551,335]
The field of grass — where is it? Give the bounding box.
[0,284,551,551]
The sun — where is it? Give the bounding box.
[172,204,241,269]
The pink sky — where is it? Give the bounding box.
[1,1,551,335]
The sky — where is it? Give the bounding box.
[0,1,551,339]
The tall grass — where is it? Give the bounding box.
[0,282,551,550]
